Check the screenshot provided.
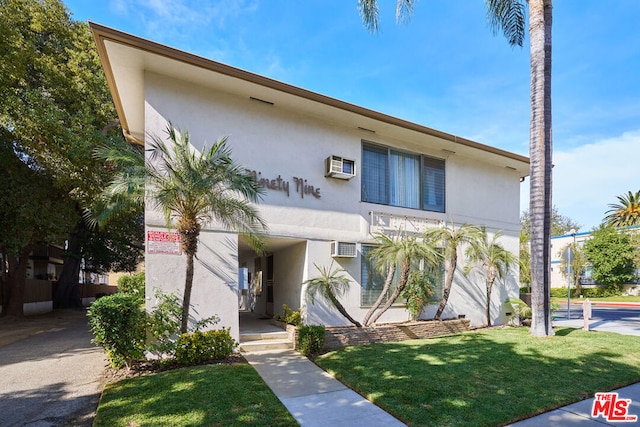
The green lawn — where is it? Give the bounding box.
[94,362,297,426]
[315,327,640,427]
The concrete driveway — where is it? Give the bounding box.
[0,309,107,427]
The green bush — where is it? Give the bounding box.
[551,285,623,299]
[175,328,238,365]
[88,293,146,368]
[402,269,437,320]
[581,285,622,298]
[550,288,568,298]
[146,290,182,358]
[298,325,325,357]
[117,272,145,300]
[274,304,301,326]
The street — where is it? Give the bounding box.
[554,302,640,336]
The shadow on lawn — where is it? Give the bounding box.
[315,327,640,427]
[94,364,297,427]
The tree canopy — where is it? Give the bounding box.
[0,0,143,312]
[584,225,636,287]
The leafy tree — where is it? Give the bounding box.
[464,230,516,327]
[358,0,555,336]
[423,222,483,320]
[304,262,361,327]
[520,207,581,240]
[0,0,134,307]
[146,124,267,333]
[363,232,440,326]
[604,191,640,227]
[557,241,587,296]
[583,225,635,287]
[0,142,77,315]
[520,207,580,288]
[81,210,144,274]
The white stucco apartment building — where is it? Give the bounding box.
[91,23,529,341]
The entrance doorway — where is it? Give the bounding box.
[237,237,306,329]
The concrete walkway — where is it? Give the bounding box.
[507,382,640,426]
[243,349,406,427]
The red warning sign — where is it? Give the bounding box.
[147,231,181,255]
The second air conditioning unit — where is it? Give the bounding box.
[331,241,357,258]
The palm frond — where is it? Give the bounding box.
[486,0,526,47]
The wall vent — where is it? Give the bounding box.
[331,241,357,258]
[325,155,356,180]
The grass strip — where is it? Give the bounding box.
[94,362,297,426]
[315,327,640,427]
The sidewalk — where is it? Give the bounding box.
[243,349,406,427]
[508,382,640,426]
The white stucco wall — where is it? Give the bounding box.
[142,71,523,328]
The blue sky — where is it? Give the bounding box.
[66,0,640,231]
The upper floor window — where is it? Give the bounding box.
[361,142,445,212]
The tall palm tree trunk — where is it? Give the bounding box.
[435,256,456,320]
[528,0,554,337]
[368,260,410,325]
[181,251,195,333]
[363,264,396,326]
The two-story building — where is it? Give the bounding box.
[91,23,529,341]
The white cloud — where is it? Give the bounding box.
[108,0,258,41]
[521,130,640,231]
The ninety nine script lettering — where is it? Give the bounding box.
[246,170,321,200]
[591,392,638,422]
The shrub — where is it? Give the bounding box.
[117,272,145,300]
[274,304,301,326]
[298,325,325,357]
[88,293,146,368]
[146,290,182,358]
[175,328,238,365]
[146,289,221,358]
[402,269,437,320]
[582,285,622,298]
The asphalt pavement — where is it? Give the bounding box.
[0,309,107,427]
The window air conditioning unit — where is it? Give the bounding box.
[331,241,357,258]
[325,155,356,180]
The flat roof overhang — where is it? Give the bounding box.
[90,22,530,177]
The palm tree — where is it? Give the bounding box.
[305,262,362,327]
[604,191,640,227]
[423,222,483,320]
[86,139,146,228]
[464,230,516,327]
[364,232,440,326]
[147,124,267,333]
[358,0,554,336]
